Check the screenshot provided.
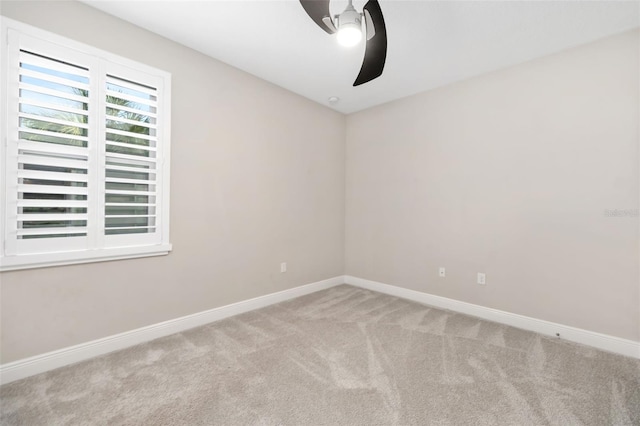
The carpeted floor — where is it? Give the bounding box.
[1,284,639,425]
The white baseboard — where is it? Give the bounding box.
[345,275,640,359]
[4,274,637,385]
[0,275,345,385]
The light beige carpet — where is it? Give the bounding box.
[1,284,639,425]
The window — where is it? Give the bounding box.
[0,18,172,270]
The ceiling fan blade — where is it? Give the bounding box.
[322,16,338,33]
[353,0,387,86]
[300,0,337,34]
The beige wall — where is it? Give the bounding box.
[0,1,345,362]
[346,30,639,341]
[1,1,638,365]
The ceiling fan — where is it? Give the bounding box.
[300,0,387,86]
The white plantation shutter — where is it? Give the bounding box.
[103,68,164,247]
[1,20,171,270]
[6,43,96,256]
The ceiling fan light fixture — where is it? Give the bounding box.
[336,2,362,47]
[299,0,387,85]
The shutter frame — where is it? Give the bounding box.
[1,17,172,271]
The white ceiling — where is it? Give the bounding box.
[82,0,639,114]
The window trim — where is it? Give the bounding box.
[0,17,172,271]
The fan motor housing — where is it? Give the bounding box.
[337,7,362,29]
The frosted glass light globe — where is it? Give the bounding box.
[337,24,362,47]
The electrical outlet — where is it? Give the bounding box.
[439,267,446,278]
[477,273,486,285]
[280,262,287,273]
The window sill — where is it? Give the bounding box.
[0,244,172,272]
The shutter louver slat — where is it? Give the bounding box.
[18,184,89,195]
[105,101,157,119]
[19,67,90,92]
[21,98,89,117]
[18,199,88,208]
[105,177,154,186]
[104,189,155,196]
[105,140,156,153]
[105,152,157,164]
[106,127,156,142]
[105,75,157,96]
[105,89,157,108]
[105,146,154,160]
[105,164,156,175]
[18,153,89,170]
[19,182,88,196]
[17,227,88,236]
[19,112,90,130]
[105,203,156,207]
[19,50,90,77]
[19,127,89,145]
[105,226,155,230]
[19,82,90,104]
[18,140,89,157]
[105,215,156,218]
[18,169,89,183]
[18,213,87,221]
[15,50,91,243]
[106,114,157,130]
